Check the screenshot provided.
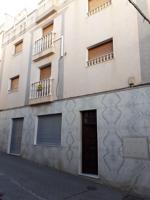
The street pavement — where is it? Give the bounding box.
[0,152,148,200]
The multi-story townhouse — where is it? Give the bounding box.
[0,0,150,197]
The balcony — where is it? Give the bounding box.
[87,52,114,67]
[36,0,59,23]
[29,78,53,105]
[32,32,55,62]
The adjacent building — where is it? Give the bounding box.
[0,0,150,197]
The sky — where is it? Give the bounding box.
[0,0,39,24]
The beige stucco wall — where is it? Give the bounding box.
[0,33,3,91]
[0,33,3,61]
[0,32,32,109]
[30,0,142,100]
[0,0,147,109]
[136,0,150,83]
[30,14,63,101]
[63,0,141,98]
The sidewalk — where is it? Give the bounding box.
[0,153,147,200]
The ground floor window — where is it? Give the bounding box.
[37,114,62,146]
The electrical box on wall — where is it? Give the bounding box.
[128,76,135,87]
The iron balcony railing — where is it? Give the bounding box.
[30,78,53,99]
[33,32,55,55]
[87,52,114,67]
[88,0,112,16]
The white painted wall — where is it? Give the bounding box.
[30,14,63,100]
[136,0,150,83]
[0,33,3,61]
[63,0,141,98]
[0,0,149,109]
[0,32,3,94]
[0,32,32,109]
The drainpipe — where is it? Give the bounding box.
[53,35,64,57]
[0,31,6,106]
[24,32,34,105]
[53,34,65,99]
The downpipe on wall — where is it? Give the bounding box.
[53,34,64,99]
[53,35,64,57]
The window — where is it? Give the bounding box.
[43,23,53,36]
[40,65,51,80]
[15,40,23,54]
[88,0,111,16]
[87,39,113,66]
[88,40,113,60]
[36,114,62,146]
[10,76,19,91]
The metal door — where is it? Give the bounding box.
[10,118,24,155]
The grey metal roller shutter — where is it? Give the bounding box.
[37,114,62,145]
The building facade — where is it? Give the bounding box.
[0,0,150,197]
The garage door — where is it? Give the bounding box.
[10,118,24,155]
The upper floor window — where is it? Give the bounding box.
[87,39,114,66]
[88,0,111,16]
[15,40,23,54]
[40,65,51,80]
[43,23,53,36]
[9,76,19,91]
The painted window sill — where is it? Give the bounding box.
[33,143,62,148]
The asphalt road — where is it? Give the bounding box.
[0,152,147,200]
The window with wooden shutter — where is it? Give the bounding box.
[15,40,23,54]
[89,0,109,10]
[40,65,51,80]
[43,23,53,36]
[88,40,113,60]
[88,0,111,15]
[10,76,19,90]
[87,40,113,66]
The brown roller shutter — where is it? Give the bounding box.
[89,0,109,11]
[43,23,53,36]
[88,40,113,60]
[40,65,51,80]
[15,40,23,54]
[11,76,19,90]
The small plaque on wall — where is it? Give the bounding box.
[123,137,149,160]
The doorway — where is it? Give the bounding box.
[10,118,24,155]
[81,110,98,175]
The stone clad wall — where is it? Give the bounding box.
[0,86,150,197]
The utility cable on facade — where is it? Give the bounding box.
[128,0,150,24]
